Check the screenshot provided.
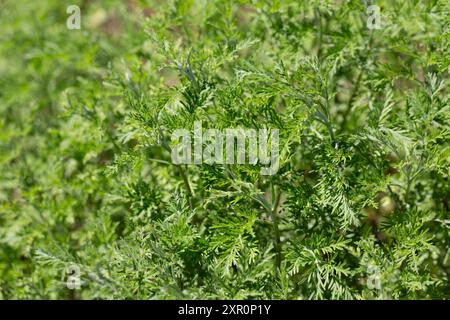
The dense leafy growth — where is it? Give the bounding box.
[0,0,449,299]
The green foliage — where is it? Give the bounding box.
[0,0,449,299]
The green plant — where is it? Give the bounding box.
[0,0,449,299]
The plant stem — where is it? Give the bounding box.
[340,70,362,131]
[340,32,373,132]
[178,164,194,209]
[270,182,282,270]
[315,8,323,58]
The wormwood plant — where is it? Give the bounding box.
[0,0,449,299]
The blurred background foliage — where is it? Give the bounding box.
[0,0,449,299]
